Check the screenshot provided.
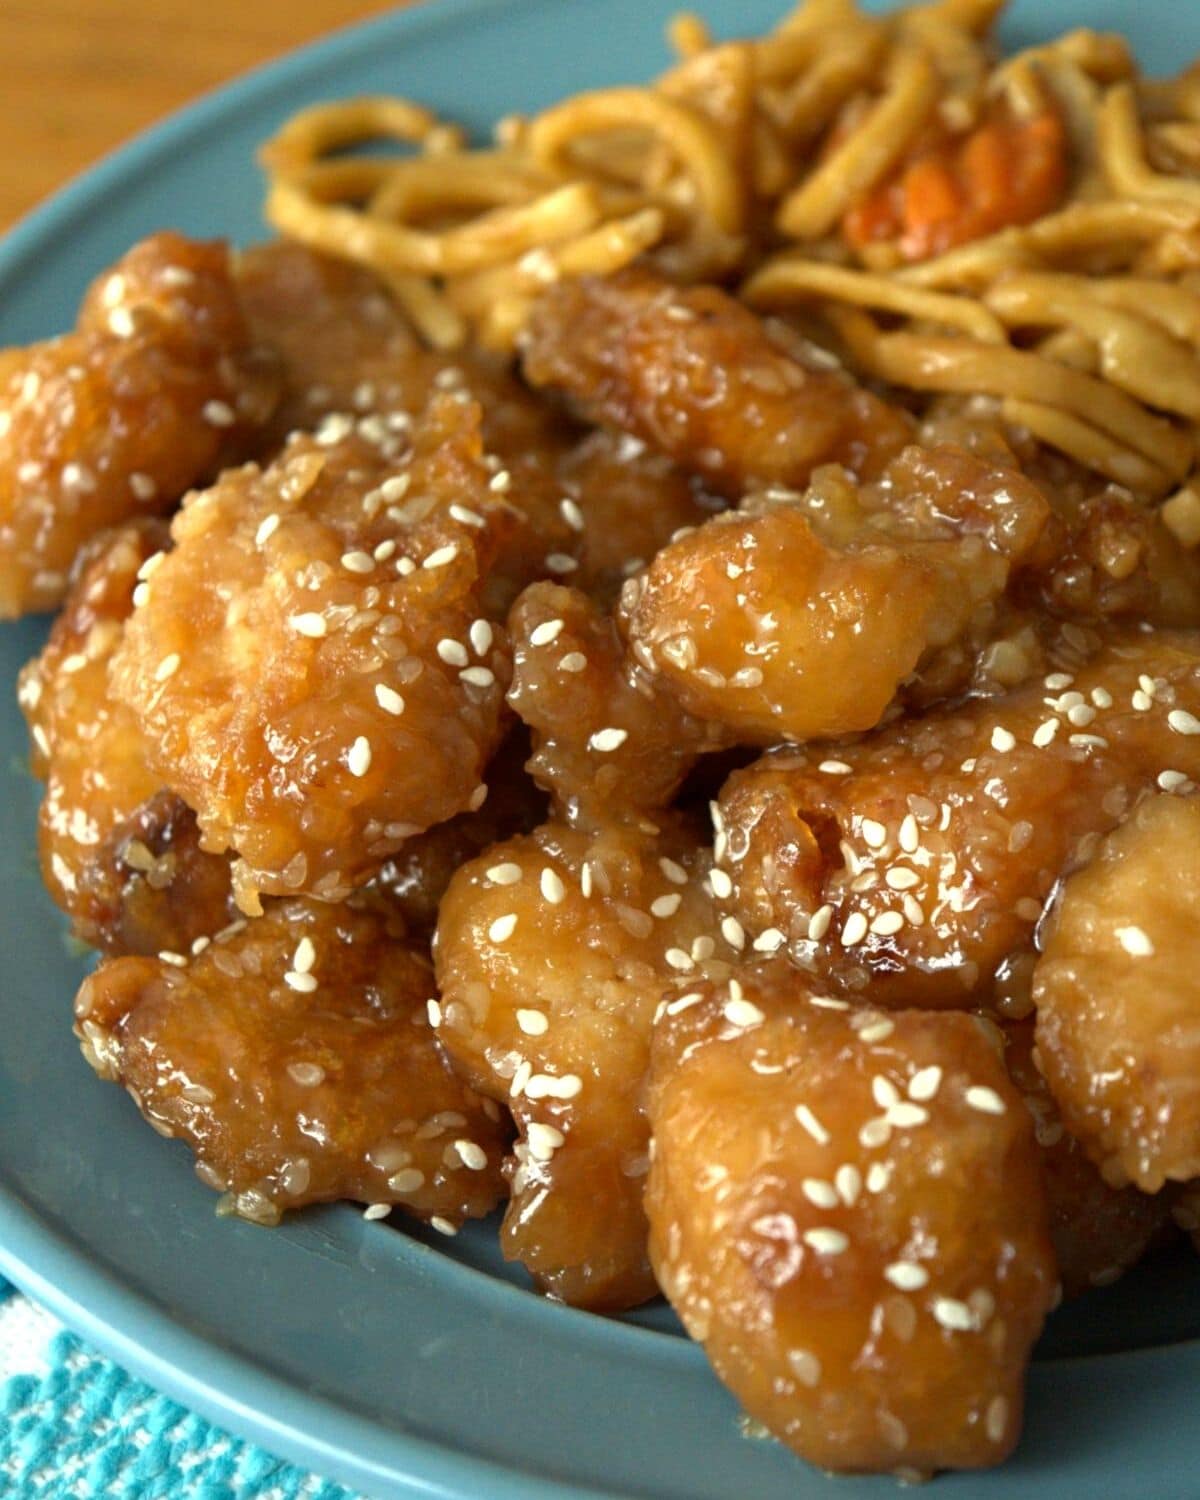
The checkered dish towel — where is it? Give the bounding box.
[0,1277,359,1499]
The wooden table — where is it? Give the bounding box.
[0,0,401,229]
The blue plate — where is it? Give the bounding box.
[3,3,1200,1496]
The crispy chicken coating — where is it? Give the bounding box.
[75,898,508,1228]
[523,268,912,496]
[1003,1021,1174,1297]
[645,967,1056,1475]
[434,816,737,1309]
[18,520,235,955]
[620,445,1049,743]
[507,582,730,825]
[110,392,518,912]
[0,232,278,617]
[1033,795,1200,1192]
[717,630,1200,1010]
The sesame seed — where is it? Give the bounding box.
[1116,924,1155,957]
[560,498,585,531]
[986,1396,1009,1443]
[388,1168,426,1194]
[1045,672,1073,690]
[803,1227,848,1255]
[873,1076,900,1110]
[1168,709,1200,735]
[487,862,522,885]
[724,996,764,1028]
[1092,688,1113,709]
[1132,690,1154,712]
[858,1018,894,1044]
[363,1203,392,1221]
[665,947,694,973]
[517,1008,549,1036]
[347,737,372,777]
[859,1117,891,1149]
[526,1122,565,1160]
[651,892,682,919]
[1032,718,1059,747]
[908,1066,942,1101]
[802,1178,839,1209]
[530,619,564,646]
[523,1071,582,1100]
[460,666,496,687]
[884,1261,928,1291]
[396,557,416,575]
[293,937,316,974]
[866,1162,892,1193]
[559,652,587,672]
[455,1139,488,1170]
[887,1102,929,1128]
[806,905,833,941]
[287,1061,325,1086]
[589,727,628,752]
[426,998,442,1027]
[1066,703,1095,727]
[870,910,905,936]
[546,553,577,574]
[154,653,180,682]
[753,927,786,952]
[660,858,688,885]
[488,913,518,943]
[795,1104,830,1145]
[965,1085,1006,1116]
[430,1216,457,1236]
[932,1296,975,1332]
[861,819,887,848]
[424,545,459,569]
[203,399,236,427]
[835,1164,861,1206]
[437,639,469,666]
[469,620,494,658]
[898,815,919,853]
[709,868,733,899]
[289,612,327,638]
[721,916,746,950]
[284,970,318,993]
[819,760,851,775]
[841,911,868,947]
[990,727,1016,753]
[375,684,405,715]
[130,472,157,501]
[540,868,566,904]
[158,950,188,968]
[787,1349,821,1387]
[1159,770,1189,791]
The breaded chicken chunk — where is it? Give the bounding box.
[523,268,911,496]
[620,445,1049,743]
[1034,795,1200,1191]
[507,582,731,825]
[18,520,235,955]
[110,392,518,912]
[646,968,1056,1475]
[716,630,1200,1009]
[75,898,508,1228]
[0,232,278,617]
[434,816,738,1309]
[1003,1021,1175,1297]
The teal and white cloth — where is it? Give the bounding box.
[0,1278,357,1499]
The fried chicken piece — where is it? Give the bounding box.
[646,967,1056,1475]
[110,392,518,912]
[1003,1021,1175,1297]
[716,630,1200,1010]
[522,268,912,497]
[365,730,546,936]
[18,520,235,955]
[1033,795,1200,1191]
[507,582,731,825]
[434,816,737,1309]
[620,445,1049,743]
[555,428,720,606]
[0,232,278,617]
[75,898,508,1227]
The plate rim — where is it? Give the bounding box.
[2,1,1200,1497]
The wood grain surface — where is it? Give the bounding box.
[0,0,403,229]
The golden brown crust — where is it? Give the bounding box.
[646,966,1056,1474]
[75,898,509,1227]
[0,233,279,617]
[1033,795,1200,1191]
[434,816,736,1309]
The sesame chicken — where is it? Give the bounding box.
[434,816,733,1309]
[716,630,1200,1009]
[645,966,1056,1474]
[109,392,518,912]
[0,232,279,617]
[1033,795,1200,1192]
[75,898,508,1228]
